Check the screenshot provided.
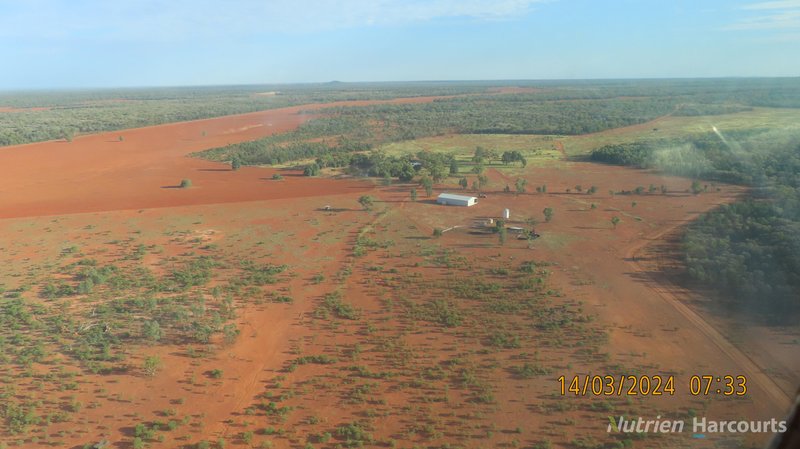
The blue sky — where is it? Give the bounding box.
[1,0,799,88]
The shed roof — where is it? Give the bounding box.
[437,193,477,201]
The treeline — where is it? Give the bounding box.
[5,78,799,147]
[0,82,487,147]
[321,95,679,136]
[589,129,769,183]
[199,95,682,167]
[594,130,800,316]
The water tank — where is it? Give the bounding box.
[503,208,510,219]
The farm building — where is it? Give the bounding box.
[436,193,478,207]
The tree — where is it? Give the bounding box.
[471,180,479,191]
[691,179,703,195]
[660,185,668,194]
[432,228,443,238]
[180,179,192,188]
[410,189,417,201]
[515,178,527,194]
[472,146,487,164]
[231,155,242,171]
[587,185,597,195]
[429,162,446,183]
[631,201,637,208]
[397,162,416,182]
[358,195,374,211]
[303,163,320,176]
[421,176,433,197]
[575,185,583,193]
[611,216,620,229]
[543,207,554,222]
[498,227,507,245]
[449,159,459,175]
[478,174,489,190]
[472,164,485,175]
[590,203,597,210]
[459,177,468,189]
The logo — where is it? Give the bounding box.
[606,416,787,437]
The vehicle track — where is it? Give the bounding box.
[624,203,792,411]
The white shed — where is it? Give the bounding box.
[437,193,478,207]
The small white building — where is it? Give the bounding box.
[437,193,478,207]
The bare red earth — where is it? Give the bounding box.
[0,96,444,219]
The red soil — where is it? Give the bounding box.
[0,96,444,219]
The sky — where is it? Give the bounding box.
[1,0,799,89]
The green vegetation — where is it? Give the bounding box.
[230,155,242,171]
[0,82,492,147]
[196,79,800,172]
[179,179,192,188]
[592,127,800,314]
[543,207,554,223]
[358,195,374,211]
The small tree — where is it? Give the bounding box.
[631,201,637,208]
[118,135,124,142]
[410,189,417,201]
[543,207,554,223]
[611,216,620,229]
[449,159,459,175]
[459,177,468,189]
[421,177,433,197]
[498,227,507,246]
[179,179,192,189]
[515,178,527,194]
[358,195,374,211]
[587,185,597,195]
[272,173,283,180]
[691,180,703,195]
[471,180,479,191]
[432,228,443,238]
[661,185,668,194]
[590,203,597,210]
[143,355,162,377]
[231,155,242,171]
[142,320,162,343]
[478,174,489,189]
[303,163,320,176]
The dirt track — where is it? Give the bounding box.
[625,212,792,410]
